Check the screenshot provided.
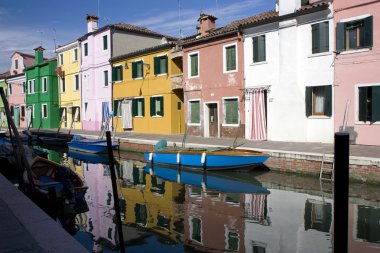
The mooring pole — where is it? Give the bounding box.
[334,132,349,253]
[106,131,125,253]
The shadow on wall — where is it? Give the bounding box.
[339,126,358,144]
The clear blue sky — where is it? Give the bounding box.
[0,0,275,73]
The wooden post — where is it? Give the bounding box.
[334,132,349,253]
[106,131,125,253]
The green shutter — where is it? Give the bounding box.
[119,66,123,81]
[113,100,119,115]
[258,35,266,62]
[141,98,145,116]
[372,86,380,122]
[164,56,168,74]
[324,85,332,117]
[226,46,236,71]
[321,22,329,53]
[132,62,137,79]
[312,24,320,54]
[253,37,258,62]
[336,22,346,52]
[112,67,116,81]
[305,86,312,117]
[150,97,154,116]
[103,35,107,50]
[132,98,137,117]
[154,57,159,75]
[159,97,164,116]
[364,16,373,48]
[358,87,368,122]
[191,54,198,76]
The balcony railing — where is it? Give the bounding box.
[171,74,183,90]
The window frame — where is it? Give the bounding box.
[150,95,164,117]
[355,83,380,124]
[154,54,168,76]
[103,35,108,50]
[104,70,109,87]
[73,74,79,91]
[112,65,123,82]
[222,96,240,127]
[15,59,19,69]
[28,79,35,94]
[41,103,48,119]
[189,216,203,244]
[132,60,144,79]
[59,53,64,66]
[188,51,199,78]
[84,42,88,56]
[42,77,48,93]
[60,77,66,93]
[305,85,332,118]
[22,81,26,94]
[132,97,145,117]
[223,43,238,73]
[73,48,78,62]
[252,34,266,63]
[311,21,330,55]
[8,83,12,95]
[188,99,201,126]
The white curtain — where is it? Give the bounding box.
[315,87,325,113]
[26,107,32,128]
[249,89,267,140]
[122,100,132,129]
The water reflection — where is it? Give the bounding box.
[38,147,380,253]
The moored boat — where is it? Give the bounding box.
[68,135,118,154]
[38,136,71,147]
[144,140,270,170]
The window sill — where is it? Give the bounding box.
[188,75,199,79]
[223,69,238,74]
[152,115,163,118]
[355,121,380,125]
[155,73,168,77]
[307,116,331,119]
[134,116,144,118]
[114,80,122,84]
[222,124,240,127]
[339,48,370,55]
[308,52,332,58]
[188,123,201,126]
[250,61,267,66]
[133,77,143,80]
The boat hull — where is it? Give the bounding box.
[144,149,269,170]
[38,137,70,147]
[68,139,118,154]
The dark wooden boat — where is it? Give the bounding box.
[38,136,71,147]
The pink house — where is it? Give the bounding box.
[334,0,380,145]
[182,14,245,138]
[6,52,35,128]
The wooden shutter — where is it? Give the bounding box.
[141,98,145,117]
[150,97,154,116]
[159,97,164,117]
[312,24,319,54]
[258,35,266,62]
[164,56,168,74]
[118,66,123,81]
[363,16,373,48]
[358,87,368,122]
[253,37,258,62]
[372,86,380,122]
[112,67,116,81]
[321,22,329,53]
[132,98,137,117]
[154,57,159,75]
[191,54,198,76]
[305,86,312,117]
[113,100,119,115]
[132,62,137,79]
[336,22,346,52]
[324,85,332,117]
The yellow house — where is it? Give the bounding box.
[56,41,81,129]
[111,43,184,134]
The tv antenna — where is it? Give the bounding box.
[178,0,183,38]
[53,28,57,53]
[36,30,43,47]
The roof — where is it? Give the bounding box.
[11,51,35,59]
[79,22,177,41]
[111,43,175,63]
[0,71,10,79]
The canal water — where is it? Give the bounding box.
[39,146,380,253]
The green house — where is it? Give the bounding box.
[25,47,59,129]
[0,71,10,128]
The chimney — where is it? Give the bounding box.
[34,46,45,65]
[198,13,217,36]
[86,14,99,33]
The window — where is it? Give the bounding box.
[42,77,47,92]
[312,22,329,54]
[22,82,26,94]
[61,78,66,93]
[132,97,145,117]
[42,104,48,118]
[189,52,199,77]
[154,55,168,75]
[112,65,123,82]
[59,53,63,65]
[190,217,202,243]
[8,84,12,95]
[74,74,79,91]
[28,80,35,94]
[103,35,108,50]
[15,59,18,69]
[132,61,144,79]
[84,43,88,56]
[336,16,373,52]
[223,98,239,125]
[113,99,122,116]
[253,35,266,62]
[73,48,78,61]
[188,100,200,124]
[21,106,25,117]
[72,106,80,122]
[104,70,109,87]
[224,44,237,72]
[226,229,239,251]
[358,86,380,122]
[150,96,164,117]
[84,102,88,120]
[305,85,332,117]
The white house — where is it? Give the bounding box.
[243,0,334,143]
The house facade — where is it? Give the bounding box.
[80,14,172,131]
[0,71,10,126]
[25,47,59,129]
[243,0,334,143]
[111,44,184,134]
[6,52,35,128]
[182,14,245,138]
[56,41,81,130]
[334,0,380,145]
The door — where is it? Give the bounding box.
[14,107,20,127]
[26,107,32,128]
[208,103,218,137]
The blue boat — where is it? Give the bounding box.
[144,140,270,171]
[67,135,118,154]
[146,164,270,194]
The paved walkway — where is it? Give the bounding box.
[0,173,87,253]
[33,128,380,159]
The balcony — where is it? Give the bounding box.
[170,46,183,59]
[171,74,183,90]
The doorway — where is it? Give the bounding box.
[14,106,20,127]
[205,103,218,137]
